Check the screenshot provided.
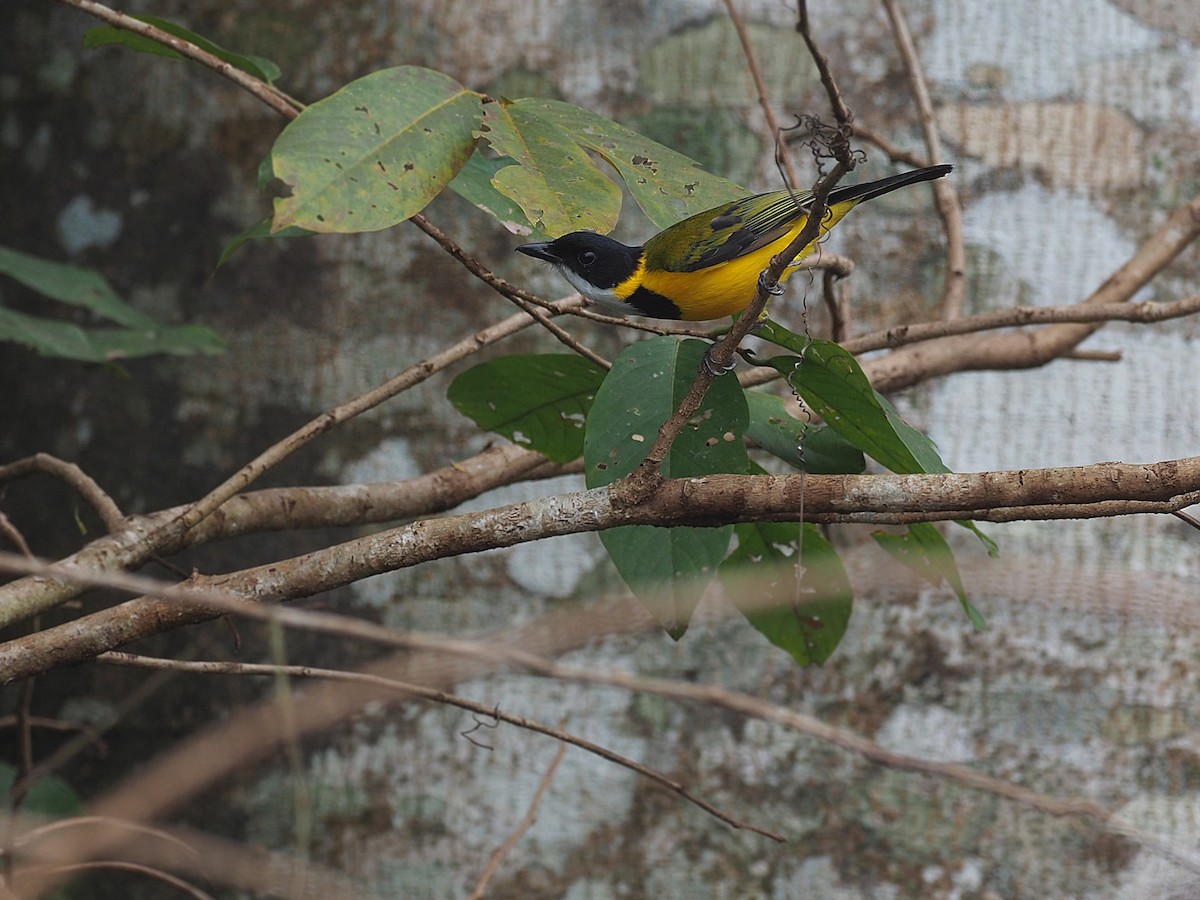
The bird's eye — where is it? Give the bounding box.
[579,250,596,267]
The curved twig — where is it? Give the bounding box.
[16,584,1199,880]
[880,0,967,319]
[96,653,783,842]
[0,454,125,532]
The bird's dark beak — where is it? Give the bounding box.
[516,242,560,264]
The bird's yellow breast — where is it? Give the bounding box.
[615,204,853,321]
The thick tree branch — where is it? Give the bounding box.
[2,455,1199,680]
[0,300,582,629]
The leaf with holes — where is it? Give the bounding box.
[448,354,607,462]
[722,520,852,665]
[448,153,538,236]
[513,99,747,228]
[584,337,749,637]
[269,67,482,233]
[478,100,620,236]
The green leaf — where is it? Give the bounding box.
[0,307,223,362]
[722,521,853,665]
[874,391,950,474]
[512,99,748,228]
[269,67,483,233]
[448,153,539,236]
[0,245,153,329]
[448,354,607,463]
[0,247,224,361]
[768,337,929,474]
[874,390,998,556]
[962,521,1000,558]
[86,323,225,358]
[478,100,621,235]
[585,337,749,637]
[83,15,282,84]
[216,216,314,269]
[873,523,987,630]
[744,390,865,474]
[0,763,82,818]
[0,306,99,360]
[762,327,996,595]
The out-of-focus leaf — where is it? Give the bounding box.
[83,15,282,83]
[0,245,152,329]
[873,522,987,630]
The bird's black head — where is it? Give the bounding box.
[516,232,641,292]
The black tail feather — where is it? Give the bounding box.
[827,164,953,206]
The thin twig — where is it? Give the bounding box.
[721,0,798,187]
[55,0,298,118]
[11,816,363,898]
[845,294,1200,356]
[15,861,215,900]
[795,2,854,127]
[153,301,553,527]
[848,123,930,169]
[470,740,568,898]
[410,216,610,369]
[822,268,848,342]
[96,652,785,841]
[1172,509,1200,532]
[0,513,33,557]
[0,715,108,757]
[879,0,966,320]
[61,594,1200,877]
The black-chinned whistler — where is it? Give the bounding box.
[517,164,952,321]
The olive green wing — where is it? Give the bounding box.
[642,189,815,274]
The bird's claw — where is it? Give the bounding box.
[702,347,738,377]
[758,273,785,296]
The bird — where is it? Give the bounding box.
[517,164,951,322]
